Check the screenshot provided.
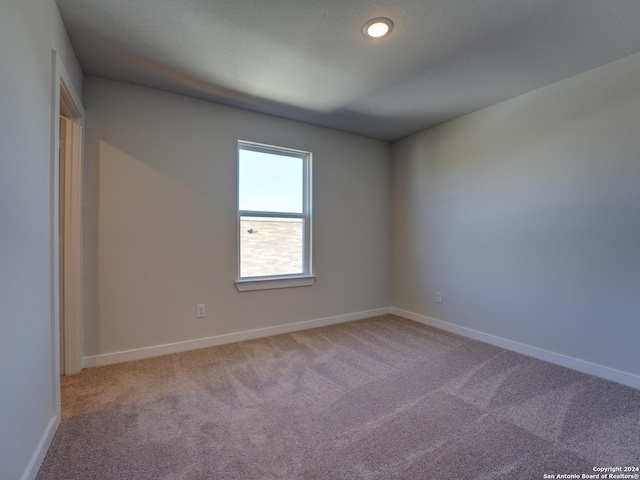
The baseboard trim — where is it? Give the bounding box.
[391,307,640,390]
[21,415,59,480]
[83,307,391,368]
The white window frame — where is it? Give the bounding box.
[235,140,315,292]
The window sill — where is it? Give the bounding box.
[235,275,316,292]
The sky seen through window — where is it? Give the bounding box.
[238,150,303,213]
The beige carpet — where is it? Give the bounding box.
[38,315,639,479]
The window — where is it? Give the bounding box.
[235,141,314,291]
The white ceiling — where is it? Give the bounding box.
[56,0,640,141]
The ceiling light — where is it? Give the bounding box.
[363,18,394,38]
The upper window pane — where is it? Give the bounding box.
[239,147,303,213]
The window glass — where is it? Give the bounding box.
[238,150,303,213]
[240,216,303,277]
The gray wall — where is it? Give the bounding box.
[83,77,390,357]
[391,51,640,377]
[0,1,82,479]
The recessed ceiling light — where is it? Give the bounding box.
[363,17,394,38]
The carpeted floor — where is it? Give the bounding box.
[38,315,640,479]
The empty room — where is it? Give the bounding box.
[1,1,639,479]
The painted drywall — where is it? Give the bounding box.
[391,51,640,378]
[0,1,82,479]
[82,77,390,358]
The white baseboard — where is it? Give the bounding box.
[83,308,391,368]
[82,306,639,389]
[391,307,640,390]
[21,415,59,480]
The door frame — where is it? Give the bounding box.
[51,50,84,416]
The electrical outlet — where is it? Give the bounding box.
[435,292,442,304]
[196,304,206,318]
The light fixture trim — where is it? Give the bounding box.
[363,17,394,38]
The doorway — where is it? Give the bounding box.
[52,50,84,391]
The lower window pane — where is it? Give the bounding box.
[240,216,303,278]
